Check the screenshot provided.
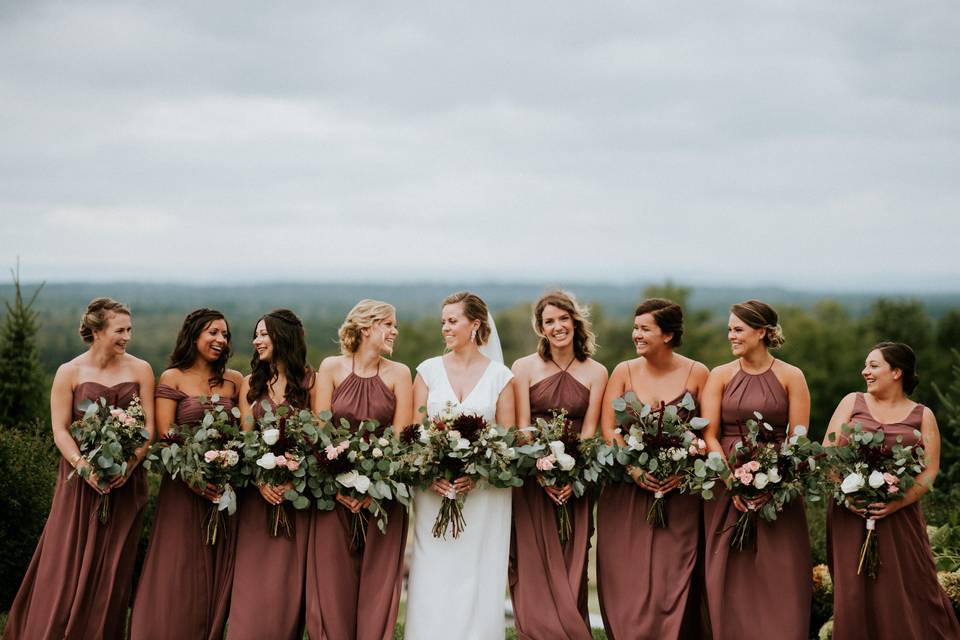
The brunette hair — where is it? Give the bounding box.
[338,299,396,355]
[442,292,491,345]
[730,299,785,349]
[247,309,315,409]
[634,298,684,348]
[79,297,131,343]
[533,290,596,362]
[167,308,231,387]
[872,341,919,394]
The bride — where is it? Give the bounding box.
[405,291,516,640]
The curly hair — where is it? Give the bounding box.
[338,299,396,355]
[247,309,315,409]
[533,290,596,362]
[79,297,130,343]
[167,308,231,388]
[442,292,491,345]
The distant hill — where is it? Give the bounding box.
[3,281,959,319]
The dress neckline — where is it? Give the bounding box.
[858,392,922,426]
[530,369,589,394]
[441,358,494,405]
[75,380,138,391]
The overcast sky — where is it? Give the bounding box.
[1,1,958,291]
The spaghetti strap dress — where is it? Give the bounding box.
[227,395,312,640]
[3,381,148,640]
[306,360,408,640]
[827,393,960,639]
[596,363,708,640]
[129,385,239,640]
[702,365,811,640]
[509,362,594,640]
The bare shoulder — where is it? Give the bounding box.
[54,360,80,385]
[224,369,244,388]
[158,368,182,386]
[128,355,155,377]
[511,353,538,376]
[610,359,633,379]
[381,358,411,379]
[584,357,609,380]
[922,405,938,426]
[318,354,347,374]
[774,359,807,383]
[709,360,739,383]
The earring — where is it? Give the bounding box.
[470,328,477,342]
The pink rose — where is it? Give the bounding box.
[325,444,341,460]
[536,454,556,472]
[275,455,288,468]
[110,408,125,418]
[883,472,899,485]
[337,441,350,454]
[746,460,761,472]
[287,459,300,471]
[689,445,699,456]
[204,450,219,463]
[888,485,899,494]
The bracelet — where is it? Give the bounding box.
[68,453,83,468]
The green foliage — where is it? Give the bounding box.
[0,265,47,428]
[934,349,960,495]
[0,421,59,609]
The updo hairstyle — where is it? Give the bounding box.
[338,299,396,355]
[730,299,785,349]
[442,291,491,346]
[79,297,131,343]
[873,341,920,394]
[533,290,596,361]
[635,298,684,348]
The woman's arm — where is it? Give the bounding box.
[599,362,628,445]
[412,374,429,423]
[784,365,811,437]
[313,358,336,413]
[512,358,532,429]
[821,393,856,447]
[580,361,608,439]
[701,366,726,456]
[155,369,179,438]
[870,407,941,519]
[495,379,517,428]
[238,376,254,432]
[390,363,413,433]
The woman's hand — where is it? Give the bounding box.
[629,467,665,494]
[866,500,903,520]
[109,456,142,490]
[732,493,770,513]
[540,480,572,505]
[336,492,372,514]
[77,460,107,494]
[257,482,287,505]
[189,482,223,502]
[431,478,456,499]
[844,496,870,517]
[453,476,475,495]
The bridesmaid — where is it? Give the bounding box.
[227,309,317,640]
[3,298,155,640]
[701,300,811,640]
[130,309,243,640]
[824,342,960,639]
[306,299,413,640]
[595,298,709,640]
[509,290,608,640]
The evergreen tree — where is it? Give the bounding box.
[0,262,47,428]
[934,348,960,494]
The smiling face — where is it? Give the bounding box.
[252,319,274,363]
[540,304,574,352]
[727,313,766,357]
[632,312,672,357]
[196,319,230,364]
[366,313,399,356]
[441,302,478,351]
[94,312,132,354]
[862,348,901,394]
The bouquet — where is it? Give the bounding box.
[825,422,925,579]
[69,395,149,524]
[611,392,710,527]
[405,402,521,539]
[697,412,821,552]
[516,410,603,543]
[146,397,245,545]
[312,414,411,552]
[242,402,319,537]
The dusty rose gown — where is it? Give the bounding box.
[3,381,149,640]
[703,365,811,640]
[596,363,707,640]
[226,396,312,640]
[509,362,594,640]
[129,386,239,640]
[827,393,960,639]
[306,361,408,640]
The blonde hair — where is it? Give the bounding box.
[79,297,131,343]
[338,299,396,355]
[533,290,596,362]
[442,292,491,345]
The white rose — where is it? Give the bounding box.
[767,467,781,483]
[841,472,865,494]
[455,438,470,451]
[354,474,371,494]
[372,447,383,458]
[868,470,886,489]
[753,472,769,489]
[378,437,389,447]
[418,426,429,443]
[225,451,240,467]
[337,470,359,488]
[261,428,280,446]
[670,448,687,462]
[626,434,643,451]
[556,452,576,472]
[256,452,277,470]
[548,441,566,458]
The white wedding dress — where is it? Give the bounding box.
[404,355,514,640]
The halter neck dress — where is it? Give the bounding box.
[306,359,408,640]
[130,385,238,640]
[703,364,811,640]
[4,381,148,640]
[228,383,313,640]
[596,362,709,640]
[827,393,960,639]
[509,360,594,640]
